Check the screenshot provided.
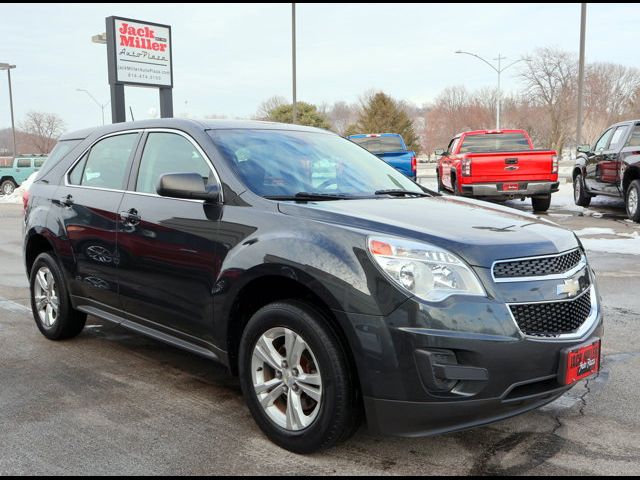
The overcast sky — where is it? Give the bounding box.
[1,3,639,131]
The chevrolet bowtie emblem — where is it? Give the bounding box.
[557,278,581,297]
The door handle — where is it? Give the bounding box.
[58,194,74,207]
[120,208,141,226]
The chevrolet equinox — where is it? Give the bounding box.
[23,119,603,453]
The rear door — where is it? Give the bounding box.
[116,129,223,342]
[56,131,141,308]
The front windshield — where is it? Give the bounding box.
[208,129,422,198]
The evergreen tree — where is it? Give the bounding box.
[265,102,332,130]
[349,92,421,153]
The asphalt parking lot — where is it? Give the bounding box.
[1,186,640,475]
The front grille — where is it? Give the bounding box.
[494,249,583,279]
[509,289,592,337]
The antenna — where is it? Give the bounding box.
[129,106,135,122]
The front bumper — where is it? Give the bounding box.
[342,282,603,437]
[461,181,560,198]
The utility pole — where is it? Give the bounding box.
[291,3,297,124]
[0,63,17,156]
[576,3,587,147]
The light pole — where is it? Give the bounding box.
[291,3,297,124]
[76,88,109,125]
[455,51,526,130]
[576,3,587,147]
[0,63,17,156]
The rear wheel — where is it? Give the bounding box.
[239,300,359,453]
[532,195,552,212]
[29,252,86,340]
[574,173,592,207]
[1,179,17,196]
[626,179,640,223]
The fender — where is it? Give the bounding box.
[622,160,640,193]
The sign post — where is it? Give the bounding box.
[105,16,173,123]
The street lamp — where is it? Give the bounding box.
[291,3,297,124]
[76,88,109,126]
[0,63,17,157]
[454,50,526,130]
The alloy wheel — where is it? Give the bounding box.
[33,266,59,328]
[629,187,639,217]
[251,327,323,431]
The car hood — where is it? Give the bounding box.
[278,195,579,268]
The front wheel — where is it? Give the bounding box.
[1,179,17,196]
[532,195,552,212]
[239,301,360,453]
[626,179,640,223]
[574,173,592,207]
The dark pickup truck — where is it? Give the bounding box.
[573,120,640,222]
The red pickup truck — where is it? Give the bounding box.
[435,129,559,212]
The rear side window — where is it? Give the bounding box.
[135,132,213,194]
[36,140,80,175]
[17,158,31,168]
[459,133,530,153]
[68,133,138,189]
[626,125,640,148]
[34,158,46,168]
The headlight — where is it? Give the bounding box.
[368,236,486,302]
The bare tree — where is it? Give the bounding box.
[325,101,359,135]
[520,48,578,152]
[255,96,288,120]
[582,63,640,144]
[19,111,66,153]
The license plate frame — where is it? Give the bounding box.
[558,338,601,385]
[502,182,520,191]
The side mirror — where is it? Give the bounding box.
[577,144,591,154]
[434,148,446,156]
[157,172,220,202]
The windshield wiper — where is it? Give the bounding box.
[265,192,353,201]
[374,189,431,197]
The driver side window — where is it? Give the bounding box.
[594,128,614,152]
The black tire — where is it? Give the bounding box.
[574,173,592,207]
[29,252,86,340]
[1,179,17,196]
[626,179,640,223]
[532,195,552,212]
[452,176,461,196]
[436,171,445,192]
[239,300,359,453]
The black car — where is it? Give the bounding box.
[574,119,640,221]
[24,119,603,453]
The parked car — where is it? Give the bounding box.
[0,154,47,195]
[573,120,640,222]
[347,133,417,180]
[24,119,602,453]
[435,129,559,212]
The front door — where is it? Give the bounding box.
[116,130,223,342]
[585,127,615,192]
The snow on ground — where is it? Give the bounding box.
[0,172,37,205]
[580,234,640,255]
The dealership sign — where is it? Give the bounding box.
[110,17,172,87]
